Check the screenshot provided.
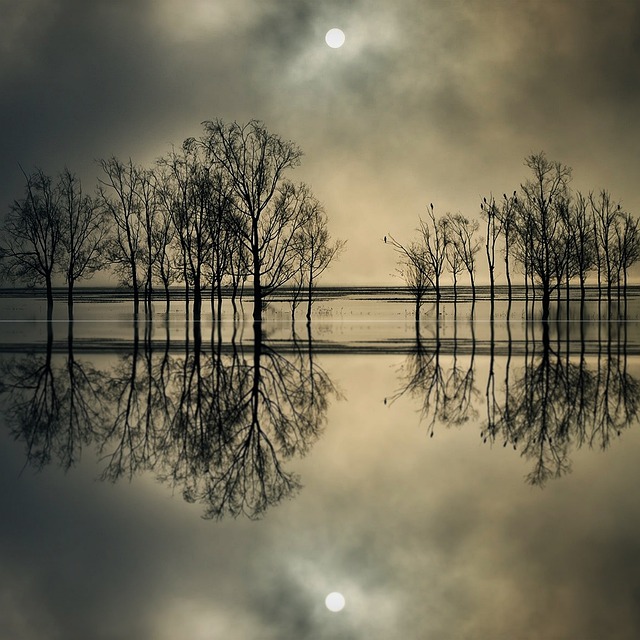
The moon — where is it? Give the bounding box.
[325,28,346,49]
[325,592,346,612]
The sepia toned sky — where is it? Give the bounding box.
[2,0,640,285]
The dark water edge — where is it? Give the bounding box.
[2,282,640,300]
[1,285,639,355]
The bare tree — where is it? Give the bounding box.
[445,212,480,300]
[136,168,161,313]
[98,157,144,314]
[480,195,501,311]
[292,202,345,323]
[199,119,312,323]
[0,167,62,318]
[57,168,108,318]
[497,192,518,300]
[156,144,213,319]
[444,219,464,303]
[387,237,433,322]
[613,210,640,297]
[563,191,596,302]
[207,169,236,319]
[149,180,178,313]
[513,153,572,320]
[420,204,449,306]
[589,190,620,300]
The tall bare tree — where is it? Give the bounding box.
[156,144,213,319]
[58,168,108,318]
[514,153,572,320]
[445,212,480,300]
[292,203,345,323]
[563,191,596,302]
[589,190,619,300]
[0,167,62,318]
[388,237,433,323]
[497,192,518,300]
[419,204,449,306]
[614,210,640,296]
[199,119,312,323]
[98,157,144,314]
[136,168,161,313]
[480,195,501,311]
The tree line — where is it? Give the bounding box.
[0,120,345,323]
[390,152,640,320]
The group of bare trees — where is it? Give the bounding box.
[0,168,108,319]
[388,205,480,316]
[391,152,640,321]
[0,120,344,323]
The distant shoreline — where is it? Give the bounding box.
[1,284,639,302]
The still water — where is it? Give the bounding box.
[1,291,640,639]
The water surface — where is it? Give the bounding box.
[1,289,640,639]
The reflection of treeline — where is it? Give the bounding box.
[0,324,338,519]
[0,120,344,322]
[390,152,640,320]
[390,316,639,486]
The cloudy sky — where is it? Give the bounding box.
[2,0,640,285]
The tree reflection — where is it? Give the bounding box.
[390,312,478,436]
[485,320,639,485]
[0,327,106,470]
[158,325,334,519]
[0,321,337,519]
[392,308,640,486]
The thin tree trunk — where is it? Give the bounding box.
[67,278,75,321]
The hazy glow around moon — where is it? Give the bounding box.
[325,592,346,612]
[325,28,346,48]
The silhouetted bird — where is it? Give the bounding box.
[384,236,387,243]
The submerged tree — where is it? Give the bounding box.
[513,152,572,320]
[613,209,640,296]
[200,119,323,323]
[97,157,144,314]
[480,195,501,311]
[497,192,517,300]
[564,191,596,302]
[57,168,108,318]
[156,144,214,319]
[389,203,448,318]
[0,167,62,318]
[387,237,432,322]
[445,212,480,301]
[292,203,345,323]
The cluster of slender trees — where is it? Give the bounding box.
[391,152,640,320]
[0,120,344,323]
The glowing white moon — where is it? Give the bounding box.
[325,592,346,612]
[325,28,346,48]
